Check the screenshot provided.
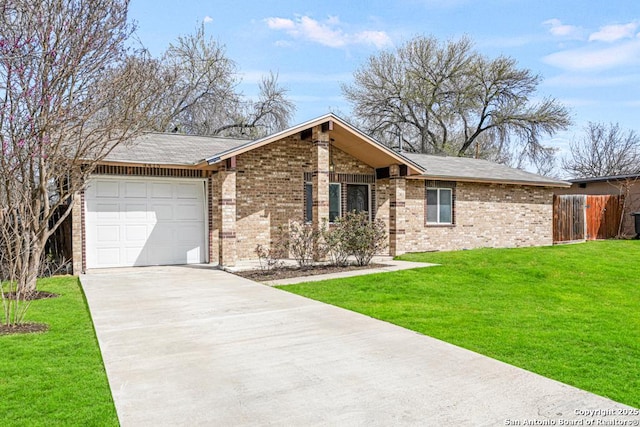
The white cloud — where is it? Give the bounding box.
[589,22,639,42]
[265,15,391,49]
[543,39,640,71]
[203,16,213,24]
[543,18,583,39]
[265,17,295,31]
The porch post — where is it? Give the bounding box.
[71,191,84,274]
[214,160,237,266]
[389,164,406,256]
[312,125,330,228]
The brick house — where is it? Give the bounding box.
[71,114,569,273]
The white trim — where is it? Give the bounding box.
[426,187,453,225]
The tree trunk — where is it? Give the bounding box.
[20,239,44,294]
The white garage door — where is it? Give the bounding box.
[85,176,207,268]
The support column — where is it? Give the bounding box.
[71,191,84,274]
[214,160,237,266]
[389,164,406,256]
[312,125,330,228]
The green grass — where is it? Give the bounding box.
[279,240,640,408]
[0,276,118,426]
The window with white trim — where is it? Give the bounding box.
[304,182,341,223]
[426,187,453,224]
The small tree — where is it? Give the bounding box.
[0,0,161,326]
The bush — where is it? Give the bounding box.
[282,221,327,268]
[331,211,387,266]
[322,221,350,267]
[254,244,284,272]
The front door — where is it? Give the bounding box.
[346,184,370,218]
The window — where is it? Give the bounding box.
[304,183,313,222]
[329,183,341,222]
[426,188,452,224]
[346,184,370,218]
[304,182,342,223]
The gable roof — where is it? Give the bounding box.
[403,153,570,187]
[102,132,251,166]
[205,113,425,174]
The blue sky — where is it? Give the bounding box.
[128,0,640,166]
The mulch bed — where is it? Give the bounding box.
[233,263,386,281]
[0,322,49,335]
[2,291,58,301]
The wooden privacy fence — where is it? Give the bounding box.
[553,194,624,243]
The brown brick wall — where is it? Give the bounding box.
[402,180,554,252]
[332,146,375,175]
[235,136,309,258]
[234,135,376,260]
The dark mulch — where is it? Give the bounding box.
[0,322,49,335]
[234,263,386,281]
[3,291,59,301]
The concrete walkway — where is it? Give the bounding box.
[81,266,636,426]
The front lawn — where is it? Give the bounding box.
[0,276,118,426]
[279,240,640,408]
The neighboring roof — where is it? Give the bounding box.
[569,173,640,184]
[102,132,251,166]
[402,153,570,187]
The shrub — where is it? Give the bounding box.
[323,222,350,267]
[282,221,327,268]
[254,244,284,272]
[333,211,388,266]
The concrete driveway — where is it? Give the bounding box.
[81,266,635,426]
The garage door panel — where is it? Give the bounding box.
[85,177,206,269]
[177,183,201,199]
[124,203,148,219]
[125,224,149,241]
[147,226,174,244]
[124,182,147,198]
[95,247,121,266]
[96,225,120,242]
[95,203,120,219]
[176,203,203,221]
[95,180,119,198]
[175,224,203,243]
[185,247,202,263]
[152,204,174,221]
[151,183,173,198]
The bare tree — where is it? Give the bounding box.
[0,0,160,325]
[342,36,571,167]
[150,26,295,137]
[563,122,640,178]
[214,72,297,138]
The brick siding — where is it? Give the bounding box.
[402,180,554,252]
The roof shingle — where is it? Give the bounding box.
[402,153,569,187]
[103,132,251,166]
